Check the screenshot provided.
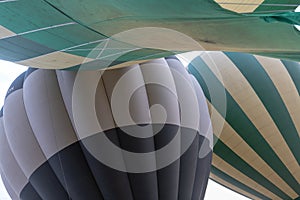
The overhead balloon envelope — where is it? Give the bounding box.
[0,0,299,69]
[0,57,213,200]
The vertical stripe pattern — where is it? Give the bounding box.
[188,51,300,200]
[0,57,213,200]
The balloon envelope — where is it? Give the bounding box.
[0,57,213,200]
[188,52,300,200]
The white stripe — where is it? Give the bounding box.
[0,22,77,40]
[0,0,18,3]
[61,39,108,51]
[245,9,294,13]
[65,47,133,52]
[96,48,140,60]
[217,2,298,7]
[96,39,110,59]
[19,22,77,35]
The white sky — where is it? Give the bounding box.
[0,59,250,200]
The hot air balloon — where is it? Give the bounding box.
[0,56,213,200]
[0,0,299,70]
[188,51,300,200]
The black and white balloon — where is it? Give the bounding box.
[0,56,212,200]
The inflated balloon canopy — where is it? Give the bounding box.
[0,57,213,200]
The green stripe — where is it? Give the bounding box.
[0,35,56,61]
[254,0,298,12]
[0,36,55,61]
[0,46,28,61]
[281,60,300,96]
[188,56,300,195]
[22,23,105,53]
[187,67,211,102]
[23,31,75,52]
[0,35,55,61]
[213,135,291,199]
[225,52,300,166]
[0,0,71,33]
[211,166,271,200]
